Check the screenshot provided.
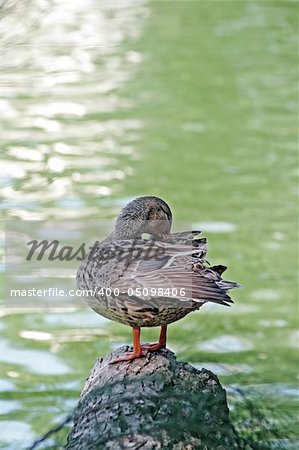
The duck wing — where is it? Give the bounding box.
[116,265,235,308]
[79,237,239,308]
[78,238,200,289]
[113,239,238,308]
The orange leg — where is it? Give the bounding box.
[109,327,147,364]
[141,325,167,352]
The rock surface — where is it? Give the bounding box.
[65,346,239,449]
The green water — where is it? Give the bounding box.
[0,1,298,448]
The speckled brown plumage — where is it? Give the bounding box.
[76,196,240,362]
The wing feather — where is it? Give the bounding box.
[86,232,239,308]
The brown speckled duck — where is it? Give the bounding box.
[77,196,240,363]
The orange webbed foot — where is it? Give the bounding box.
[141,325,167,352]
[109,348,147,364]
[141,342,166,352]
[109,326,167,363]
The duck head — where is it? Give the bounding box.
[114,196,172,240]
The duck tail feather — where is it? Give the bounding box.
[217,280,242,291]
[210,264,227,275]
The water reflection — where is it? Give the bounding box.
[194,362,252,376]
[1,0,148,221]
[194,221,237,233]
[0,340,70,375]
[0,421,34,450]
[42,310,108,327]
[0,400,21,414]
[197,335,253,353]
[0,379,15,392]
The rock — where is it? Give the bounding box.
[65,347,239,449]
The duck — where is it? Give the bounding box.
[76,196,240,363]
